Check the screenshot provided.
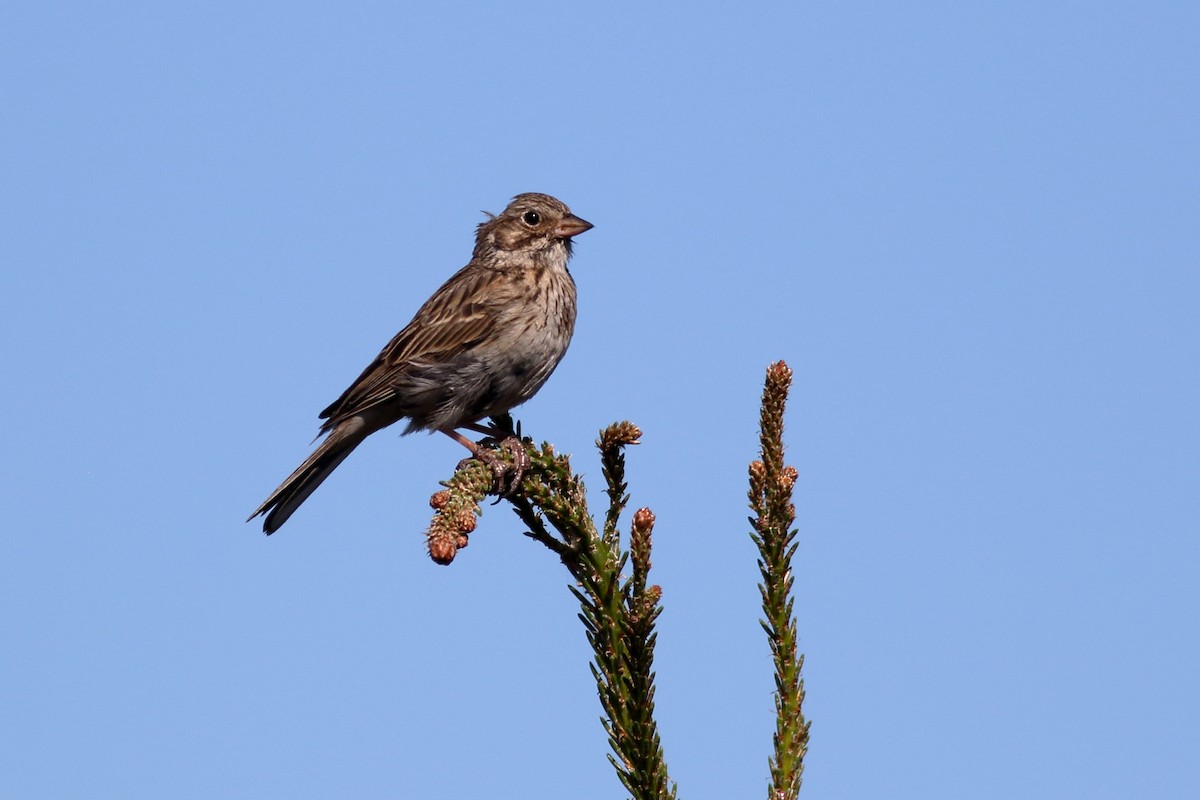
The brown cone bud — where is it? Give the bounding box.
[633,507,656,535]
[779,465,798,492]
[428,537,458,565]
[455,510,478,533]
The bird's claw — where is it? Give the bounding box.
[494,436,530,495]
[459,436,530,497]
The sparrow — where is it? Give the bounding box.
[249,193,592,534]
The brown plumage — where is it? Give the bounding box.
[248,193,592,534]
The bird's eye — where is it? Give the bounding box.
[522,210,541,226]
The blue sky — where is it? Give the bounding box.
[2,2,1197,797]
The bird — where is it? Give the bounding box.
[248,193,592,534]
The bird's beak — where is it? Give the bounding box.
[554,214,593,238]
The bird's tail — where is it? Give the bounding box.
[248,421,368,534]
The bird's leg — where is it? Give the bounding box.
[440,427,529,496]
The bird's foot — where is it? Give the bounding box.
[457,435,530,497]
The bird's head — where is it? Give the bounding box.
[475,193,593,259]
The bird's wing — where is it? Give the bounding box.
[317,265,502,430]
